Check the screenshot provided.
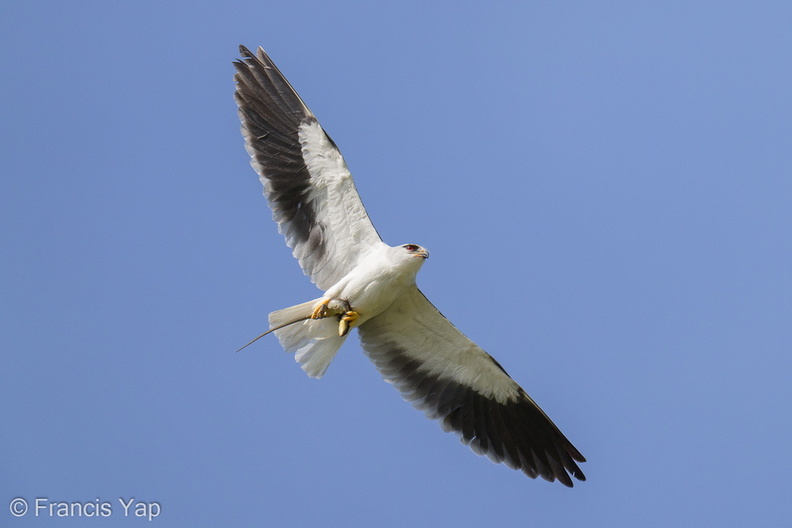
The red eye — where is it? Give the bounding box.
[404,244,419,252]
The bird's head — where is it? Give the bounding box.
[385,243,429,279]
[401,243,430,260]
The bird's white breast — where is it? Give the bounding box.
[324,244,425,327]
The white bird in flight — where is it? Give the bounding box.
[233,45,586,486]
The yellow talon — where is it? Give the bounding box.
[311,299,331,319]
[338,310,359,337]
[342,311,359,323]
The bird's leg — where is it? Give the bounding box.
[338,310,359,337]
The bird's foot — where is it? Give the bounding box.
[338,310,359,337]
[312,298,352,321]
[311,299,332,319]
[311,298,356,335]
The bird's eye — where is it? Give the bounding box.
[404,244,419,252]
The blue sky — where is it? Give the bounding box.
[2,1,791,526]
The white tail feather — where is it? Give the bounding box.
[269,299,348,378]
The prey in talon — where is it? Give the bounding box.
[309,298,359,336]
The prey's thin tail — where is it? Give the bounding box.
[235,316,311,353]
[235,298,318,353]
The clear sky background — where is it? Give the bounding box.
[2,1,791,526]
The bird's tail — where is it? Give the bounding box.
[268,298,348,379]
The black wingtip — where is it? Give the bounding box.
[238,44,253,57]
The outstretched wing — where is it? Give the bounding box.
[233,46,382,291]
[358,288,586,486]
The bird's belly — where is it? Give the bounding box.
[333,273,412,326]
